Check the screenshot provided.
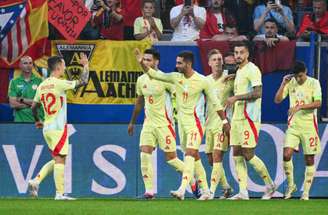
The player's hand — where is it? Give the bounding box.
[134,48,143,64]
[79,52,89,67]
[35,121,43,129]
[128,123,134,136]
[223,74,236,82]
[282,74,293,85]
[222,122,231,137]
[225,96,237,109]
[288,106,300,116]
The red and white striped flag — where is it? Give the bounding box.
[0,0,49,68]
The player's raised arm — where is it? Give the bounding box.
[128,95,145,136]
[274,74,293,104]
[134,48,176,84]
[75,53,90,89]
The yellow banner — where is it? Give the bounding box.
[51,40,152,104]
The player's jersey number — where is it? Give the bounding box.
[41,93,62,115]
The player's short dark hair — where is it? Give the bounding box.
[264,18,278,26]
[144,48,160,61]
[177,51,194,65]
[207,49,221,60]
[224,51,235,59]
[47,56,63,72]
[233,41,250,52]
[142,0,155,7]
[292,61,307,74]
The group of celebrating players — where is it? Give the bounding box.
[27,40,321,201]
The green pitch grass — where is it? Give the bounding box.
[0,198,327,215]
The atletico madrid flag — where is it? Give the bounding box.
[0,0,50,68]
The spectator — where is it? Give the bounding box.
[224,0,257,36]
[8,56,43,122]
[253,18,289,47]
[199,0,236,40]
[297,0,328,39]
[134,0,163,41]
[170,0,206,41]
[121,0,142,40]
[253,0,295,35]
[91,0,124,40]
[211,24,248,41]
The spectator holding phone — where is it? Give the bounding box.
[253,0,295,35]
[91,0,124,40]
[170,0,206,41]
[253,18,289,47]
[297,0,328,40]
[199,0,236,40]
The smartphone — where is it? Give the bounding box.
[275,0,281,5]
[185,0,192,6]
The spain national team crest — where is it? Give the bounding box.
[56,44,95,95]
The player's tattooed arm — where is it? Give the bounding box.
[75,53,90,88]
[31,102,43,128]
[128,96,145,136]
[226,85,262,108]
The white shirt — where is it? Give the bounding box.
[254,34,285,40]
[170,5,206,41]
[214,13,224,33]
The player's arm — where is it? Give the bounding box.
[31,102,43,129]
[134,48,176,84]
[226,69,262,107]
[288,80,322,116]
[74,53,90,89]
[204,81,231,135]
[128,95,145,136]
[274,74,293,104]
[226,85,262,109]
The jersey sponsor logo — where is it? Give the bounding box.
[32,84,38,90]
[56,44,95,95]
